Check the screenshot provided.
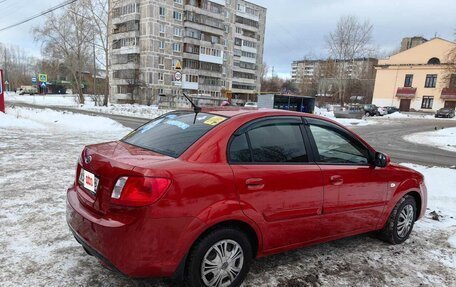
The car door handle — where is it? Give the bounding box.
[330,175,344,186]
[245,178,265,191]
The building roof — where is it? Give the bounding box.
[379,37,456,66]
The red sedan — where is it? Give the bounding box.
[67,108,427,287]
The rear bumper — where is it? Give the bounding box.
[66,185,195,278]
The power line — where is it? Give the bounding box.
[0,0,78,33]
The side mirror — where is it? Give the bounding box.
[374,152,390,168]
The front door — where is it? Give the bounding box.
[444,101,456,109]
[228,117,324,251]
[306,119,389,238]
[399,99,411,112]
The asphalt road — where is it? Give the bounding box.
[8,102,456,167]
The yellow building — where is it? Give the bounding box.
[373,38,456,112]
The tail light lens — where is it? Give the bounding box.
[111,177,171,207]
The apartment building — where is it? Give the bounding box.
[109,0,266,107]
[372,38,456,112]
[291,58,378,85]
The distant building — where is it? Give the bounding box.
[400,36,428,52]
[291,58,378,84]
[372,38,456,112]
[109,0,267,107]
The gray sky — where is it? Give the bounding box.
[0,0,455,78]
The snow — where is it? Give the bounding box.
[1,106,131,133]
[5,92,170,119]
[404,127,456,153]
[1,108,456,286]
[314,106,373,127]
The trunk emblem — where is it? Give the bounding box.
[85,155,93,164]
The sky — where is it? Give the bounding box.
[0,0,455,78]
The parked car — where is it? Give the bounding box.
[67,108,427,287]
[333,105,364,119]
[244,102,258,108]
[363,104,380,117]
[377,106,388,116]
[435,108,455,118]
[385,106,400,114]
[18,85,37,95]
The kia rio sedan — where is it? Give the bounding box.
[67,108,427,287]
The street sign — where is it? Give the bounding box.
[38,73,48,83]
[175,60,182,70]
[174,71,182,81]
[32,77,37,85]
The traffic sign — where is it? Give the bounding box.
[174,71,182,81]
[39,73,48,83]
[32,77,37,85]
[175,60,182,70]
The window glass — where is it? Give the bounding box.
[248,124,308,163]
[229,134,251,163]
[310,125,369,164]
[123,112,227,158]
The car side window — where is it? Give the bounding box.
[229,134,252,163]
[309,125,369,165]
[248,123,308,163]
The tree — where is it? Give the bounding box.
[444,31,456,86]
[33,2,93,104]
[84,0,110,106]
[326,15,373,106]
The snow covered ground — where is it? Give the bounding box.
[5,92,170,119]
[404,127,456,153]
[1,108,455,286]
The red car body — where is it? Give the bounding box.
[66,108,427,279]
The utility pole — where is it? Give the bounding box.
[93,32,96,103]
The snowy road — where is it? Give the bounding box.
[1,107,455,286]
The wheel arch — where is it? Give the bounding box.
[405,190,422,221]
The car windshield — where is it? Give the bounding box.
[122,112,228,158]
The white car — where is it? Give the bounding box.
[244,102,258,108]
[377,106,388,116]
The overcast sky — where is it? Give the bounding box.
[0,0,455,78]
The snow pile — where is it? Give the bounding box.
[2,107,131,133]
[0,112,46,129]
[5,92,97,107]
[404,127,456,153]
[380,112,436,120]
[314,106,373,127]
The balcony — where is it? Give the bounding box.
[396,87,417,98]
[199,52,223,65]
[441,88,456,99]
[112,13,140,25]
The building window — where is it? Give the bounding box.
[159,24,165,35]
[425,74,437,88]
[427,57,440,65]
[159,40,165,49]
[158,73,164,81]
[421,96,434,109]
[174,0,182,4]
[174,27,182,37]
[159,7,165,16]
[173,11,182,21]
[172,43,181,52]
[404,74,413,87]
[158,56,164,67]
[450,74,456,88]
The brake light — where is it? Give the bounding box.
[110,177,171,207]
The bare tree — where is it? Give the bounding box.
[33,3,93,104]
[0,43,37,91]
[84,0,111,106]
[326,15,373,106]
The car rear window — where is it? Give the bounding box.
[122,112,228,158]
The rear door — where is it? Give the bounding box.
[305,118,389,238]
[229,117,324,251]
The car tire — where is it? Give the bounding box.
[185,227,253,287]
[365,112,371,117]
[378,195,417,245]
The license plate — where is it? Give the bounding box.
[79,168,99,194]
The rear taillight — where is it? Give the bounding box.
[110,177,171,207]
